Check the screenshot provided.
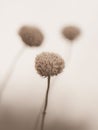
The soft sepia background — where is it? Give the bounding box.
[0,0,98,129]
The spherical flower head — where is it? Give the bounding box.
[62,26,80,41]
[35,52,65,77]
[19,26,44,47]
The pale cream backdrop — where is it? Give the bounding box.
[0,0,98,130]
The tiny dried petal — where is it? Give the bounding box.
[62,26,80,41]
[19,26,44,47]
[35,52,65,77]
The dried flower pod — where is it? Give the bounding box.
[62,26,80,41]
[19,26,44,47]
[35,52,65,130]
[35,52,65,77]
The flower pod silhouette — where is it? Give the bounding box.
[61,25,81,64]
[0,26,44,103]
[35,52,65,77]
[19,26,44,47]
[35,52,65,130]
[62,26,80,41]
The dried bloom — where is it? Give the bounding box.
[35,52,65,130]
[62,26,80,41]
[19,26,44,47]
[35,52,65,77]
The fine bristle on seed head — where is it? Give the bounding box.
[19,26,44,47]
[35,52,65,77]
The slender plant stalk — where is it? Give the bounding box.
[33,102,44,130]
[0,46,26,99]
[41,76,51,130]
[67,42,73,63]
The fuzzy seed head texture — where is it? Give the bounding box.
[35,52,65,77]
[62,26,80,41]
[19,26,44,47]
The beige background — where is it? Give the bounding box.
[0,0,98,129]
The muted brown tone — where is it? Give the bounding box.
[62,26,80,41]
[35,52,65,77]
[19,26,44,47]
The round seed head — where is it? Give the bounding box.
[19,26,44,47]
[35,52,65,77]
[62,26,80,41]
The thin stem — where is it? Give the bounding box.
[33,102,44,130]
[0,46,26,100]
[41,76,51,130]
[67,42,73,63]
